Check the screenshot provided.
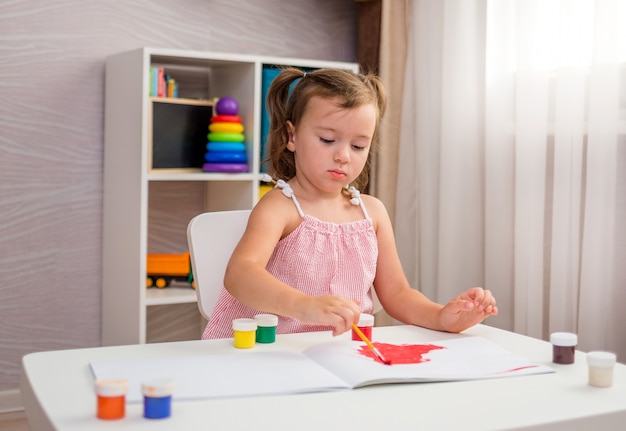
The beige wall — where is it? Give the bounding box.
[0,0,357,391]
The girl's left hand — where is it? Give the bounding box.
[438,287,498,333]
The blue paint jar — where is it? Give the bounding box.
[142,378,175,419]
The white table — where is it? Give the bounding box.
[21,324,626,430]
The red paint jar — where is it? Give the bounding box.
[352,313,375,341]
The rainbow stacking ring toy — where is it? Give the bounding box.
[204,97,248,173]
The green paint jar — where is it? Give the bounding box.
[254,314,278,343]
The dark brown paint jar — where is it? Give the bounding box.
[550,332,577,364]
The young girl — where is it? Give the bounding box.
[202,67,497,339]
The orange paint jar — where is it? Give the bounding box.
[95,379,128,420]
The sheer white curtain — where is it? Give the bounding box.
[395,0,626,360]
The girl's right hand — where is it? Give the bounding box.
[295,295,361,336]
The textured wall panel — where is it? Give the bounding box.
[0,0,357,390]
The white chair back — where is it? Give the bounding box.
[187,210,251,320]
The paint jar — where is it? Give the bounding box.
[255,314,278,343]
[550,332,577,364]
[587,351,617,388]
[95,378,128,420]
[352,313,375,341]
[142,378,175,419]
[232,318,257,348]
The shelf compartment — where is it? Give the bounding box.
[150,101,213,170]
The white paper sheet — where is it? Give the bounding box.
[90,336,553,402]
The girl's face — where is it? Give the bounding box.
[287,95,376,193]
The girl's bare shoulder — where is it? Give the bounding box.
[360,194,392,229]
[249,187,302,238]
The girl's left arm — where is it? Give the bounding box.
[364,196,497,333]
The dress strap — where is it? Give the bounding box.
[346,185,370,219]
[261,175,369,219]
[274,178,305,218]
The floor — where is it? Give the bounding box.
[0,411,30,431]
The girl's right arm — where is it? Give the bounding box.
[223,189,360,335]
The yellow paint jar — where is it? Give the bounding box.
[232,318,257,348]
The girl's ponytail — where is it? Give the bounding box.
[265,67,304,179]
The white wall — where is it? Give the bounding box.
[0,0,358,391]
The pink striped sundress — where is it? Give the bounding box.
[201,184,378,340]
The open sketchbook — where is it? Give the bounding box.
[90,336,553,403]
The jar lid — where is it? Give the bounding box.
[254,313,278,327]
[550,332,577,346]
[232,318,257,331]
[95,379,128,397]
[142,378,175,397]
[357,313,375,326]
[587,351,616,367]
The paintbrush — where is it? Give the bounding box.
[352,324,392,365]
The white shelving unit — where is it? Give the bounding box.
[102,47,358,345]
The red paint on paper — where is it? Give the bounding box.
[358,342,445,365]
[499,365,538,374]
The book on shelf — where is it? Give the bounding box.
[149,67,178,98]
[150,67,159,98]
[90,335,553,402]
[157,68,164,97]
